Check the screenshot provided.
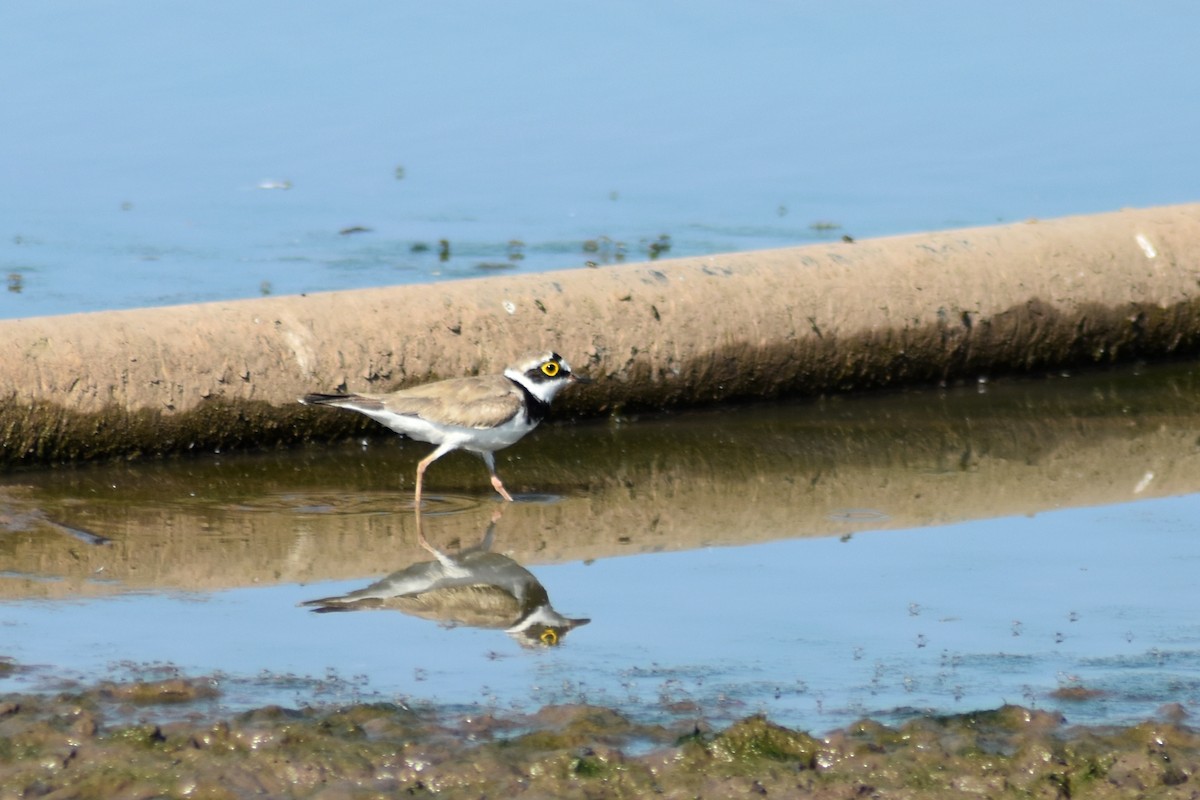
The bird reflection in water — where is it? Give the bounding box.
[302,509,589,647]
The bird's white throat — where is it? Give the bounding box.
[505,365,572,405]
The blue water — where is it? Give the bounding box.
[4,493,1199,733]
[4,1,1199,317]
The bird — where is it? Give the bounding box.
[300,351,588,506]
[301,511,590,647]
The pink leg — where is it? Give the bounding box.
[482,452,514,502]
[414,507,437,556]
[490,474,514,502]
[414,443,454,510]
[413,443,454,552]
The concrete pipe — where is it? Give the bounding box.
[1,203,1198,467]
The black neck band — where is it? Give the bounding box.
[509,378,551,425]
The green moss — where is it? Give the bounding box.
[0,398,346,468]
[706,715,820,767]
[845,717,908,747]
[98,678,218,706]
[111,724,167,748]
[570,752,610,777]
[4,701,1200,798]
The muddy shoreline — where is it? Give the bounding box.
[1,671,1195,799]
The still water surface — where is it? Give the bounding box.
[4,2,1200,318]
[2,363,1198,733]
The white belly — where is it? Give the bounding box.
[370,411,538,453]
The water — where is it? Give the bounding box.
[3,1,1200,733]
[2,362,1199,733]
[4,1,1200,318]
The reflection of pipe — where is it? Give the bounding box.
[301,511,589,647]
[0,489,110,547]
[5,360,1200,595]
[5,361,1200,595]
[1,204,1199,466]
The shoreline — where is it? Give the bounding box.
[1,672,1194,798]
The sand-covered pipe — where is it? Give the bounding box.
[1,203,1199,466]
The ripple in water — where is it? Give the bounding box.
[219,491,484,517]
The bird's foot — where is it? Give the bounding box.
[491,476,514,502]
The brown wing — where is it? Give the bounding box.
[374,375,524,429]
[305,585,523,627]
[390,585,524,628]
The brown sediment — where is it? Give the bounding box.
[0,688,1196,799]
[1,204,1199,467]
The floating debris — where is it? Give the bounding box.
[582,236,626,265]
[256,179,292,191]
[338,226,372,236]
[647,233,671,259]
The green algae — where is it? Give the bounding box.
[698,714,821,768]
[0,398,332,469]
[5,677,1196,799]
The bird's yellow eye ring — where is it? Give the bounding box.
[541,362,560,377]
[540,628,559,646]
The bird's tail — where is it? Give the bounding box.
[300,392,359,406]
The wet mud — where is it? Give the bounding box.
[1,676,1197,799]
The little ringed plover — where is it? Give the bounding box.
[301,509,590,647]
[300,351,588,505]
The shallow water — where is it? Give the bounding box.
[2,362,1199,733]
[4,2,1200,318]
